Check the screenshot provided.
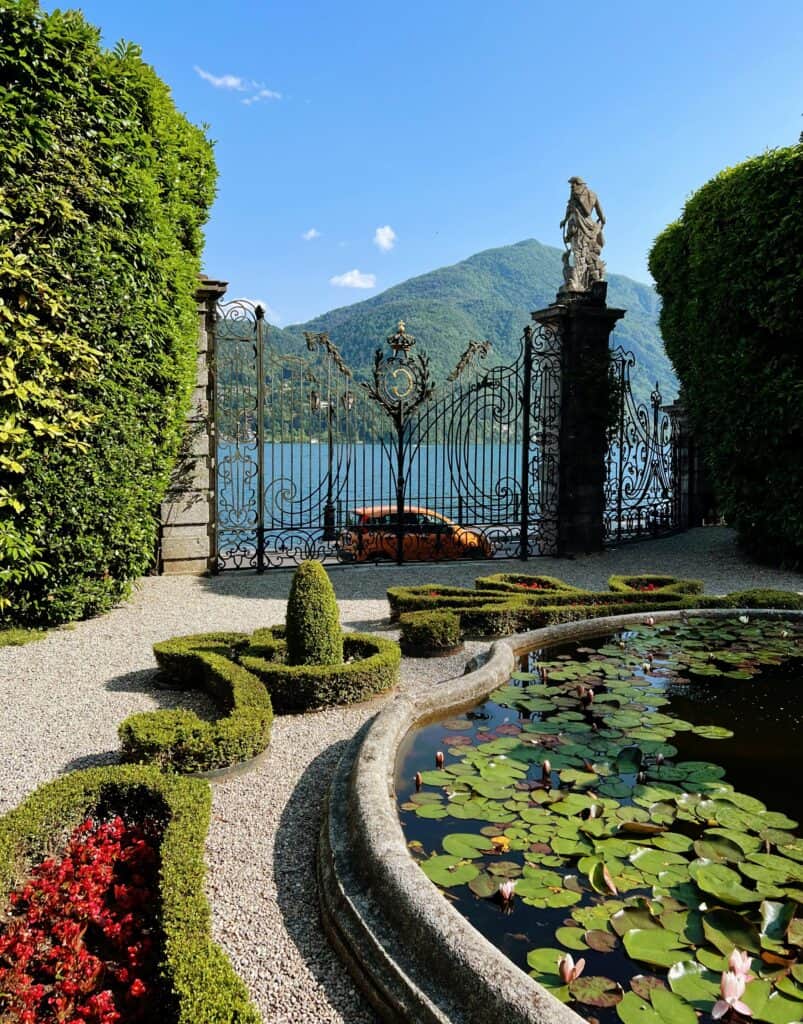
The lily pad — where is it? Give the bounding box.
[420,855,479,887]
[702,907,762,954]
[555,926,588,951]
[616,991,663,1024]
[650,987,700,1024]
[622,928,688,968]
[569,975,623,1007]
[691,724,734,740]
[467,872,499,899]
[585,928,618,953]
[689,861,760,905]
[666,960,720,1009]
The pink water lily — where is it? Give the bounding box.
[435,750,444,768]
[727,949,754,981]
[498,880,516,904]
[558,953,585,984]
[712,971,752,1019]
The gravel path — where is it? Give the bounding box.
[1,527,801,1023]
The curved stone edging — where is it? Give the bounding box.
[318,607,803,1024]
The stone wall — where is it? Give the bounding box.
[159,277,227,574]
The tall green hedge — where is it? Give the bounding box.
[0,1,216,623]
[649,143,802,565]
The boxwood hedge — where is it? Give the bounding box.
[119,633,273,773]
[0,765,260,1023]
[0,3,216,624]
[388,573,803,639]
[241,627,400,712]
[399,609,462,656]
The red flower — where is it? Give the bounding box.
[0,816,163,1023]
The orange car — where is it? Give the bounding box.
[337,505,493,562]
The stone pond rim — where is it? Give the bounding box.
[317,607,803,1024]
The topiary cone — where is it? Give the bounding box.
[285,561,344,666]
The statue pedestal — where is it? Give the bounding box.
[533,282,624,556]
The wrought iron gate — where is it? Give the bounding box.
[604,346,680,542]
[213,302,560,570]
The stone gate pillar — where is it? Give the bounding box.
[532,281,624,556]
[159,276,227,574]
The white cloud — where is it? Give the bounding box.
[302,228,321,241]
[242,88,282,105]
[242,299,281,323]
[373,225,396,252]
[194,67,281,104]
[329,269,376,289]
[194,66,248,91]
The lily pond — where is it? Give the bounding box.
[396,617,803,1024]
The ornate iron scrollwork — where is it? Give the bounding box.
[604,348,679,543]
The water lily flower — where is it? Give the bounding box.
[727,949,754,981]
[712,971,752,1019]
[558,953,586,984]
[642,662,652,673]
[644,616,656,626]
[738,615,749,624]
[541,759,552,785]
[414,771,422,791]
[655,753,665,765]
[498,880,516,904]
[435,751,444,768]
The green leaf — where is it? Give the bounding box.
[569,975,623,1007]
[650,986,699,1024]
[702,908,762,954]
[419,854,479,887]
[622,928,688,968]
[689,861,760,905]
[616,991,663,1024]
[555,926,588,951]
[467,872,499,898]
[666,961,720,1009]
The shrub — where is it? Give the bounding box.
[0,766,260,1023]
[119,634,273,773]
[720,588,803,610]
[399,609,462,655]
[0,4,216,623]
[241,629,399,712]
[387,574,803,639]
[649,143,803,566]
[607,574,703,596]
[473,573,585,595]
[285,561,343,666]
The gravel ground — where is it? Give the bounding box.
[1,527,801,1023]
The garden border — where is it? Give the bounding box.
[318,607,803,1024]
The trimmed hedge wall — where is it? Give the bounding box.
[241,628,400,712]
[388,574,803,639]
[119,633,273,773]
[0,4,216,623]
[649,142,803,567]
[399,609,462,656]
[0,766,260,1023]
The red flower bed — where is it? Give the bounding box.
[516,581,543,590]
[0,815,167,1024]
[635,582,657,591]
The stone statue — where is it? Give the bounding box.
[559,176,606,292]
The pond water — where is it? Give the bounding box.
[396,618,803,1024]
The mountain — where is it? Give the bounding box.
[267,238,677,406]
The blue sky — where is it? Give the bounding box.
[43,0,803,325]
